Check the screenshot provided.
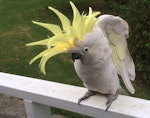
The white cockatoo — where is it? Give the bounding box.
[27,2,135,111]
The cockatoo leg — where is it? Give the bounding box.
[78,90,96,105]
[105,93,118,111]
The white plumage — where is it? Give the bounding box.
[70,15,135,110]
[94,15,135,94]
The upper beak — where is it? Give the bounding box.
[71,53,82,62]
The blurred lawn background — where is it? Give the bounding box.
[0,0,149,117]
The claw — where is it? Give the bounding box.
[105,93,118,111]
[78,90,96,105]
[78,97,87,105]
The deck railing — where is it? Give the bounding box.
[0,72,150,118]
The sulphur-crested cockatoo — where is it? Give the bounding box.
[26,2,135,111]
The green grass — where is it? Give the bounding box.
[0,0,89,117]
[0,0,150,117]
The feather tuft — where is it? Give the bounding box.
[26,2,100,74]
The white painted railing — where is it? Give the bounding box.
[0,72,150,118]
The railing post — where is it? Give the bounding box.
[24,100,51,118]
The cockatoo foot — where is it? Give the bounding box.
[105,93,118,111]
[78,90,96,105]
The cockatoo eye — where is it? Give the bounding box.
[83,47,89,53]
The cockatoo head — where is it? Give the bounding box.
[27,1,100,74]
[69,27,111,65]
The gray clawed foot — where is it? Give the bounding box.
[78,90,118,111]
[105,93,118,111]
[78,90,96,105]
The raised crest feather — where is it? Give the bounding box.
[26,1,100,74]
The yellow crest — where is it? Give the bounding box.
[26,1,100,74]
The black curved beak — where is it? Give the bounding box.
[72,53,82,62]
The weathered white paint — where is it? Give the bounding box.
[0,72,150,118]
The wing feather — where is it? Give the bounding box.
[94,14,135,94]
[125,49,136,81]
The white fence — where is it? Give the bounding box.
[0,72,150,118]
